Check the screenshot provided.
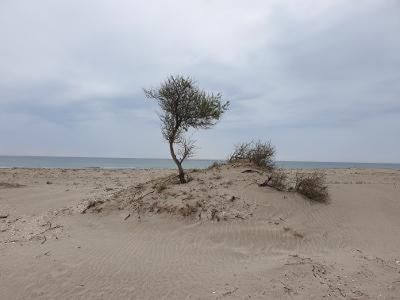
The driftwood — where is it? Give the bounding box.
[81,200,104,214]
[258,176,272,187]
[129,190,155,208]
[36,221,63,244]
[241,169,261,174]
[0,213,9,219]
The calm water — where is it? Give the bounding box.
[0,156,399,169]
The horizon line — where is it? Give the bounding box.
[0,154,399,165]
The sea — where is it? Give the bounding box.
[0,156,399,170]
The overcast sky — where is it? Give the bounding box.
[1,0,399,162]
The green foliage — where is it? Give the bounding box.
[145,75,229,143]
[144,75,229,183]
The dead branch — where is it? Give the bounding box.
[241,169,261,174]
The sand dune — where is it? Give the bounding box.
[1,167,400,299]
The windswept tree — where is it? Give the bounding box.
[144,75,229,183]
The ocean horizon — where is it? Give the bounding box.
[0,155,399,170]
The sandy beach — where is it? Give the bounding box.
[1,166,400,299]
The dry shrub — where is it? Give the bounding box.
[229,140,275,169]
[79,199,105,214]
[179,203,198,217]
[155,183,167,193]
[295,171,328,202]
[229,142,251,162]
[269,170,288,191]
[249,141,275,169]
[210,208,220,221]
[208,161,224,169]
[213,174,222,180]
[259,169,287,191]
[0,182,24,189]
[151,174,181,193]
[292,231,304,239]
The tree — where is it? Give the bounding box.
[145,75,229,183]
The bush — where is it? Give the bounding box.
[155,183,167,193]
[229,142,251,162]
[229,140,275,169]
[269,170,288,191]
[249,141,275,168]
[295,171,328,202]
[258,169,288,191]
[207,161,224,170]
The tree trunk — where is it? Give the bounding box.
[169,142,186,183]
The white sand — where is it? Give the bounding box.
[1,166,400,299]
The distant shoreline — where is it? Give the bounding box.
[1,155,398,165]
[0,155,399,170]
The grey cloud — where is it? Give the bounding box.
[0,0,399,162]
